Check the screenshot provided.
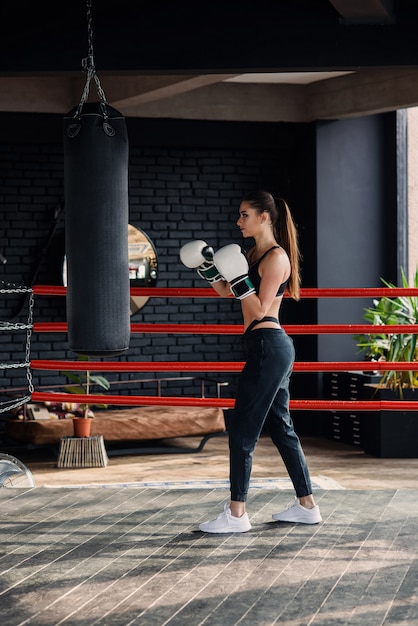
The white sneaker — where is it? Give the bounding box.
[272,498,322,524]
[199,504,252,533]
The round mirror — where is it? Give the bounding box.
[128,225,158,314]
[63,225,158,315]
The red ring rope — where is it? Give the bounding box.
[30,391,418,412]
[30,360,418,373]
[32,285,418,298]
[31,360,244,372]
[32,322,418,335]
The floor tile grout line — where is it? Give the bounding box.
[15,490,204,625]
[348,489,417,625]
[2,489,194,601]
[89,490,270,624]
[157,491,348,625]
[304,490,403,625]
[0,487,131,552]
[151,531,271,626]
[36,488,222,625]
[0,487,162,579]
[92,522,238,624]
[196,526,304,626]
[235,493,360,625]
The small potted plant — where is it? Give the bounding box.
[353,268,418,457]
[61,356,110,438]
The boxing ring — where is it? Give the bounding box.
[9,283,418,414]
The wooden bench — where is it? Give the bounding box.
[6,405,227,455]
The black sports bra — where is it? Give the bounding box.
[247,246,288,296]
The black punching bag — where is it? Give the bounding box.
[64,102,130,357]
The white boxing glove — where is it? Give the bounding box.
[213,244,255,299]
[179,240,223,283]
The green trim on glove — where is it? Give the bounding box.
[230,275,255,299]
[197,261,223,283]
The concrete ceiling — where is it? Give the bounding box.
[1,0,417,123]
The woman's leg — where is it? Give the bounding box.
[265,373,313,499]
[199,330,287,532]
[265,349,322,523]
[198,329,318,532]
[229,329,295,506]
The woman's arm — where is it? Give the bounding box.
[210,279,233,298]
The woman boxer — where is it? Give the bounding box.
[180,191,321,533]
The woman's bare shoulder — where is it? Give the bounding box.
[261,246,290,277]
[265,246,289,264]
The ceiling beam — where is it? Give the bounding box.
[0,70,417,123]
[307,69,418,120]
[0,74,238,114]
[98,74,239,109]
[0,77,74,113]
[117,82,308,122]
[118,70,418,123]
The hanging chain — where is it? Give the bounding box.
[75,0,109,119]
[25,291,34,395]
[0,281,31,295]
[0,286,34,413]
[0,323,31,331]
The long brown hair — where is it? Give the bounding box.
[242,191,301,300]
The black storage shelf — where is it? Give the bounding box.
[322,371,381,447]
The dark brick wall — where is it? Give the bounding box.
[0,114,318,407]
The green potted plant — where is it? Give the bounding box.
[354,268,418,394]
[353,268,418,457]
[61,355,110,438]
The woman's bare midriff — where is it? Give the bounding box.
[243,296,283,332]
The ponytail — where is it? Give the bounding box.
[274,197,301,301]
[241,191,302,300]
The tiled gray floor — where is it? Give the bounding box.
[0,488,417,625]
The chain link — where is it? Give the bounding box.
[26,291,34,394]
[0,280,32,295]
[0,395,31,414]
[0,284,34,413]
[0,362,29,370]
[0,322,32,331]
[75,0,108,119]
